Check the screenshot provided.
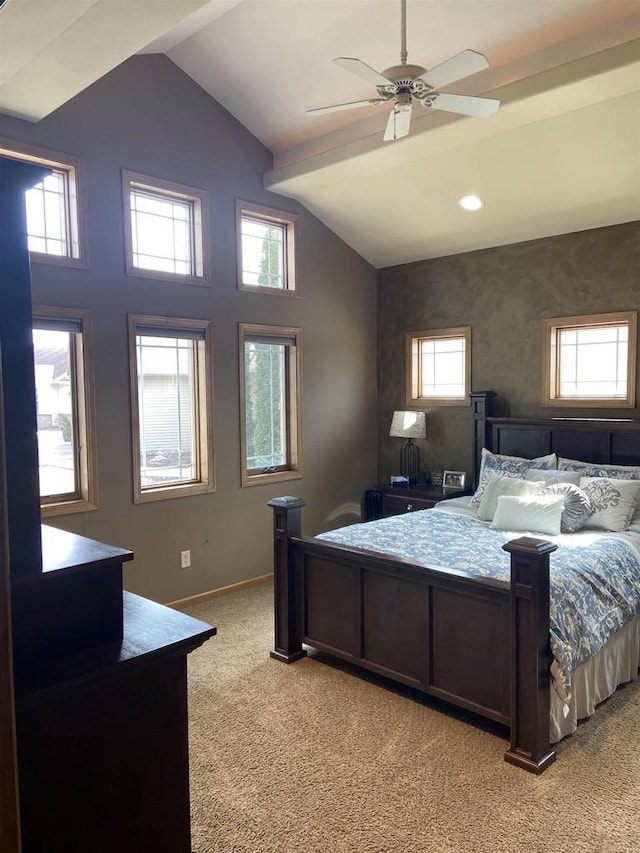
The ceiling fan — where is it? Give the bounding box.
[308,0,500,141]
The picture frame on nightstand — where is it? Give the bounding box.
[443,470,466,489]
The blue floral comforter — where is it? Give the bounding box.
[317,509,640,703]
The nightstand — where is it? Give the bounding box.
[363,484,469,520]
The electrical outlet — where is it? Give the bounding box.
[180,550,191,569]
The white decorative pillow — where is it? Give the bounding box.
[540,483,592,533]
[470,449,557,508]
[477,474,544,522]
[525,468,581,486]
[491,494,565,536]
[580,477,640,532]
[560,459,640,525]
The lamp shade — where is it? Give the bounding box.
[389,410,426,440]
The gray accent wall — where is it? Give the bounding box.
[378,222,640,484]
[1,55,378,604]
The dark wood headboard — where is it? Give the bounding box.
[470,391,640,487]
[488,416,640,465]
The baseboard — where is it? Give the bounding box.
[167,573,272,610]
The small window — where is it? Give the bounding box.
[543,312,637,407]
[406,327,471,406]
[123,171,209,285]
[236,200,298,294]
[32,307,97,515]
[129,315,214,503]
[239,324,302,486]
[1,139,87,267]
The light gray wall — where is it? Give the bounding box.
[1,55,378,604]
[378,222,640,484]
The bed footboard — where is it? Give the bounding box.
[268,497,558,773]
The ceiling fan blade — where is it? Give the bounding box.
[307,97,389,116]
[333,57,394,88]
[426,92,500,118]
[383,104,412,142]
[416,49,489,90]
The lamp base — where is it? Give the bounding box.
[400,440,420,484]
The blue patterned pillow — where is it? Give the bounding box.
[470,449,557,508]
[558,458,640,480]
[540,483,592,533]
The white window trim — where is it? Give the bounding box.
[33,305,98,516]
[1,138,88,268]
[542,311,637,408]
[236,200,299,296]
[123,170,210,286]
[239,323,303,487]
[406,326,471,407]
[129,314,215,503]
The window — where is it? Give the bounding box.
[123,171,209,285]
[239,324,302,486]
[406,327,471,406]
[32,306,97,516]
[129,315,214,503]
[0,138,86,267]
[543,312,637,407]
[236,200,298,294]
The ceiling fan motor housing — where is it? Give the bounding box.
[378,63,432,101]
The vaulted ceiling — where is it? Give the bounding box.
[1,0,639,267]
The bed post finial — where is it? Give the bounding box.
[502,536,557,774]
[469,391,496,489]
[268,497,307,664]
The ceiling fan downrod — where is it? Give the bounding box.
[400,0,408,65]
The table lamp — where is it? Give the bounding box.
[389,410,426,484]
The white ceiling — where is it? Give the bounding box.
[1,0,639,267]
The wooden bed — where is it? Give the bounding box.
[268,392,640,773]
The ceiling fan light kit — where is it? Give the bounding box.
[308,0,500,141]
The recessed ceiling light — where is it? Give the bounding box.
[458,194,485,211]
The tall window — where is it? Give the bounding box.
[236,200,298,294]
[543,312,637,407]
[32,307,97,516]
[239,324,302,486]
[129,315,214,503]
[0,139,86,266]
[406,327,471,406]
[123,171,209,285]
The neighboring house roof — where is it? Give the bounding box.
[33,342,69,383]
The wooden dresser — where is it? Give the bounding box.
[1,155,216,853]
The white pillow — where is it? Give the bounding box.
[491,494,565,536]
[580,477,640,532]
[525,468,581,486]
[477,474,544,522]
[470,449,557,508]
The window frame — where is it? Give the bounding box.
[239,323,303,487]
[236,200,298,295]
[32,305,98,516]
[1,138,88,268]
[542,311,637,408]
[129,314,215,504]
[122,170,210,286]
[406,326,471,407]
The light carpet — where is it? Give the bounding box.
[184,581,640,853]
